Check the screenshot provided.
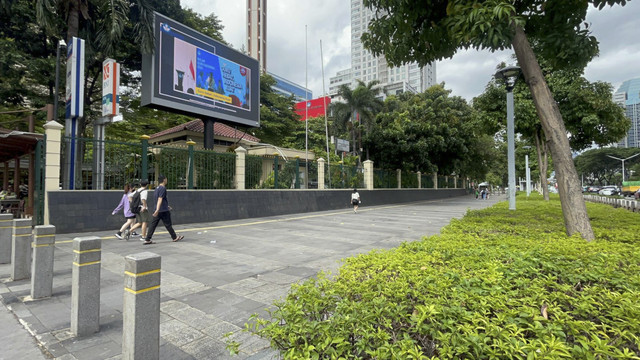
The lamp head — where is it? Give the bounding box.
[58,39,66,48]
[495,65,521,90]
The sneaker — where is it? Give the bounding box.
[124,229,131,241]
[115,232,123,240]
[131,231,138,236]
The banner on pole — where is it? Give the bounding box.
[65,37,85,119]
[102,59,120,117]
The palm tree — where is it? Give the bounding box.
[32,0,155,54]
[331,80,383,160]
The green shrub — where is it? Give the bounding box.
[243,194,640,359]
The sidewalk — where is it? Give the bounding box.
[0,194,503,359]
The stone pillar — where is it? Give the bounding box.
[433,173,438,190]
[31,225,56,299]
[234,146,247,190]
[11,218,32,280]
[122,252,161,360]
[71,236,101,337]
[445,176,449,189]
[397,169,402,189]
[454,175,458,189]
[363,160,374,190]
[44,121,64,225]
[317,158,325,190]
[0,213,12,264]
[417,171,422,189]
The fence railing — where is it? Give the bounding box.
[59,136,466,191]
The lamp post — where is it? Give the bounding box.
[495,65,521,210]
[606,153,640,183]
[523,145,531,196]
[53,39,66,121]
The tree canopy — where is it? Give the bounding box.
[360,0,629,240]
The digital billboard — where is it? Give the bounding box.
[142,12,260,127]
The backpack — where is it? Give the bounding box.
[130,189,143,214]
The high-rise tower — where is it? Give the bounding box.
[614,78,640,148]
[247,0,267,71]
[330,0,436,98]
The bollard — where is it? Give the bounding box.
[11,219,32,280]
[122,252,161,360]
[71,236,101,337]
[30,225,56,299]
[0,213,12,264]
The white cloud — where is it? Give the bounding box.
[179,0,640,101]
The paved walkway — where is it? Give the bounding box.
[0,194,503,359]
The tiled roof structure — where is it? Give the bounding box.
[149,119,260,143]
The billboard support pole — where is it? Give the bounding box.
[202,118,215,150]
[93,117,108,190]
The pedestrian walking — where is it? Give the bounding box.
[128,179,150,241]
[112,183,136,240]
[143,175,184,245]
[351,188,361,213]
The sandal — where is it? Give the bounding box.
[143,241,156,245]
[172,235,184,242]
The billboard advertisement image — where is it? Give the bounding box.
[142,12,259,127]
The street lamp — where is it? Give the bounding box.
[606,153,640,183]
[495,65,521,210]
[53,39,67,121]
[523,145,532,196]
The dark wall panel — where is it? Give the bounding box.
[48,189,466,234]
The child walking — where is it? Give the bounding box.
[112,183,136,240]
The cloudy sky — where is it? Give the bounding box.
[180,0,640,102]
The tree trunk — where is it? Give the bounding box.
[512,25,594,241]
[534,130,550,201]
[67,0,80,40]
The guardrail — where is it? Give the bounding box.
[583,194,640,212]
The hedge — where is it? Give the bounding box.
[240,194,640,359]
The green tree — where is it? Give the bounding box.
[361,0,629,240]
[252,73,300,147]
[331,80,383,160]
[575,148,640,186]
[474,63,628,200]
[364,85,485,180]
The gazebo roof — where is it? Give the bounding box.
[0,128,44,163]
[149,119,260,143]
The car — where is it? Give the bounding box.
[598,186,619,196]
[635,189,640,200]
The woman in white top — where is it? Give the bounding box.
[351,188,361,213]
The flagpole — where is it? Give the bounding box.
[320,39,330,188]
[305,25,309,189]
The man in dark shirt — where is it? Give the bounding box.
[143,174,184,245]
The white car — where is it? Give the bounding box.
[598,187,617,196]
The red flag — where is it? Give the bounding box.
[189,60,195,80]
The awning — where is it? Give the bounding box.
[0,128,44,163]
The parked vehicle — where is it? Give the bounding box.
[635,189,640,200]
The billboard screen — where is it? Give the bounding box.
[295,96,331,121]
[142,12,260,127]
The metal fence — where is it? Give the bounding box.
[64,137,236,190]
[374,168,397,189]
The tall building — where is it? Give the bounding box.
[329,0,436,98]
[247,0,267,71]
[613,78,640,148]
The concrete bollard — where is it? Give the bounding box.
[122,252,161,360]
[71,236,101,337]
[11,219,32,280]
[30,225,56,299]
[0,213,13,264]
